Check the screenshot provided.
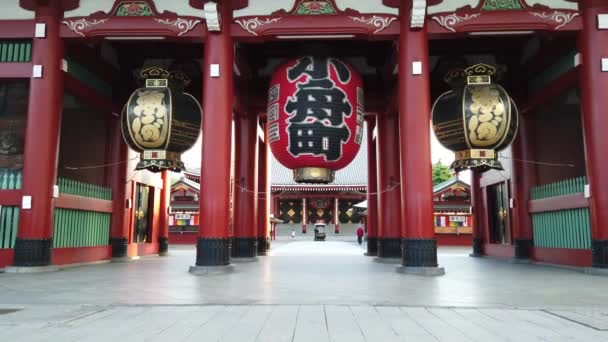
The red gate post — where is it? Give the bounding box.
[232,114,259,259]
[191,1,234,270]
[376,113,402,258]
[510,115,536,260]
[158,170,170,256]
[334,198,340,234]
[365,117,379,256]
[11,1,64,269]
[470,171,484,257]
[397,1,444,274]
[580,0,608,268]
[257,133,269,254]
[109,117,130,259]
[302,198,307,234]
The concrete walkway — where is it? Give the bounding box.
[1,242,608,341]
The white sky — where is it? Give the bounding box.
[182,123,470,185]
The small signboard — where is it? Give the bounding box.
[449,215,467,223]
[175,213,191,220]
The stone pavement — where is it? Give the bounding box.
[1,241,608,341]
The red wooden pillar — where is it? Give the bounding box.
[13,3,64,267]
[376,113,402,258]
[580,0,608,268]
[195,2,233,267]
[470,171,484,256]
[398,3,442,272]
[302,198,307,234]
[365,116,378,256]
[158,170,170,256]
[109,118,130,258]
[257,134,269,254]
[510,115,536,259]
[232,114,259,258]
[334,197,340,234]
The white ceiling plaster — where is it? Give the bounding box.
[0,2,35,19]
[428,0,478,15]
[65,0,202,18]
[234,0,398,17]
[526,0,578,10]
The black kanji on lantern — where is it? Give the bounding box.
[285,57,353,161]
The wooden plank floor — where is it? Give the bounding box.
[3,305,608,342]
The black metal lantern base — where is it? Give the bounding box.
[402,238,438,267]
[196,238,230,266]
[377,238,402,258]
[293,167,335,184]
[592,240,608,268]
[232,237,258,258]
[13,238,52,266]
[365,237,378,256]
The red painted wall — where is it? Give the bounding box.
[169,232,198,245]
[51,246,112,265]
[531,247,592,267]
[0,249,14,268]
[483,243,515,258]
[436,234,472,246]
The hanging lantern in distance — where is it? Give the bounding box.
[267,56,364,183]
[432,63,518,172]
[121,67,201,172]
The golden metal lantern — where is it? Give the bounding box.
[432,64,518,172]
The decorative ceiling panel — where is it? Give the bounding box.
[234,0,398,17]
[65,0,203,18]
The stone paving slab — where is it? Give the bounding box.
[547,307,608,331]
[1,305,607,342]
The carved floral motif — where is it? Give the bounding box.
[61,18,110,37]
[234,17,282,36]
[349,16,397,34]
[154,18,202,36]
[530,11,579,30]
[431,13,481,32]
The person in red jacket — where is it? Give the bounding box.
[356,226,364,245]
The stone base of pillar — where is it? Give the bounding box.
[4,265,59,273]
[158,236,169,256]
[189,264,235,275]
[396,265,445,276]
[335,224,340,234]
[514,238,533,259]
[232,237,258,258]
[402,238,439,268]
[13,238,52,267]
[471,237,484,257]
[377,238,402,258]
[592,240,608,268]
[196,238,230,266]
[364,237,378,256]
[110,237,128,258]
[257,237,268,255]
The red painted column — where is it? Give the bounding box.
[470,171,484,256]
[109,117,130,258]
[580,0,608,268]
[376,113,402,258]
[398,3,442,271]
[334,197,340,234]
[232,114,259,258]
[302,198,307,234]
[510,115,536,259]
[195,2,233,266]
[365,116,379,256]
[158,170,170,256]
[257,134,269,253]
[14,3,64,267]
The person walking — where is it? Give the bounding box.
[291,229,295,239]
[356,226,364,245]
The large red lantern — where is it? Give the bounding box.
[267,57,364,183]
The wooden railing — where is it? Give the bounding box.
[530,177,591,249]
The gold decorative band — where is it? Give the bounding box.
[455,149,496,160]
[293,167,335,184]
[141,150,181,161]
[467,75,491,85]
[146,79,168,88]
